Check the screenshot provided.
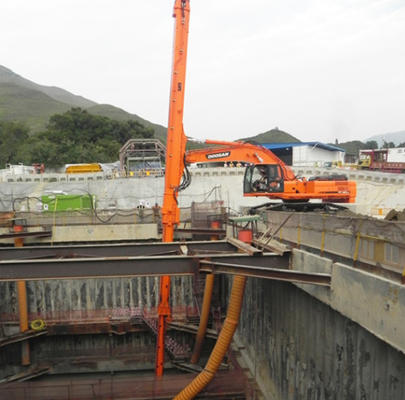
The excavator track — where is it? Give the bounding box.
[248,201,349,214]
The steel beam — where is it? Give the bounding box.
[0,252,288,281]
[0,240,236,260]
[169,321,218,339]
[0,230,52,240]
[199,259,331,286]
[226,237,264,256]
[0,329,47,347]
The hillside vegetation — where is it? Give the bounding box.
[239,128,300,143]
[2,65,404,163]
[0,82,77,133]
[0,108,153,168]
[0,65,298,148]
[87,104,167,142]
[0,65,166,142]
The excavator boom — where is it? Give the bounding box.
[186,139,296,180]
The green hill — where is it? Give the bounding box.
[1,65,316,147]
[238,128,301,143]
[0,65,96,108]
[0,82,77,133]
[0,65,167,142]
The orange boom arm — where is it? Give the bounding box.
[156,0,191,377]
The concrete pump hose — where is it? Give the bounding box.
[173,275,247,400]
[190,273,215,364]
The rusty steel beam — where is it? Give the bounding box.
[0,369,247,397]
[0,255,198,281]
[226,237,264,256]
[45,321,146,336]
[169,321,218,340]
[199,259,331,286]
[0,230,53,240]
[0,366,51,384]
[159,227,227,236]
[0,252,288,281]
[0,240,236,260]
[0,329,47,347]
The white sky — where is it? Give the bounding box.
[1,0,404,144]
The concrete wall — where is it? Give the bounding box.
[234,277,405,400]
[228,210,405,399]
[0,275,195,378]
[0,276,194,328]
[2,167,405,219]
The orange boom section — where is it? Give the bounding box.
[156,0,191,377]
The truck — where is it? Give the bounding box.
[357,148,405,173]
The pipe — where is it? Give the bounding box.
[17,280,30,365]
[13,224,24,248]
[173,275,247,400]
[14,224,30,365]
[190,220,219,364]
[190,273,215,364]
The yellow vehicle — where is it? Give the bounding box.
[65,163,103,174]
[323,161,343,168]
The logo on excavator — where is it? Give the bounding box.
[206,151,231,160]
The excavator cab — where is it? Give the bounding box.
[244,164,284,194]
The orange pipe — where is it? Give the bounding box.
[190,273,215,364]
[17,281,29,332]
[14,224,24,248]
[174,275,247,399]
[17,280,30,365]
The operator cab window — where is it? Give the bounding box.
[244,164,284,194]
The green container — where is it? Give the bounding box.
[41,194,95,212]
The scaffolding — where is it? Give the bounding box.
[119,139,166,176]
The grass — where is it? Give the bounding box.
[0,82,167,140]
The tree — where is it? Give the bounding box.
[333,140,364,156]
[381,140,396,149]
[19,108,155,167]
[364,141,378,150]
[0,121,30,167]
[16,134,59,167]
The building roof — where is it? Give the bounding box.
[260,142,345,152]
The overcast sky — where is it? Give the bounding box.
[1,0,404,144]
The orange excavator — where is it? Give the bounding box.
[185,139,356,203]
[157,0,356,390]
